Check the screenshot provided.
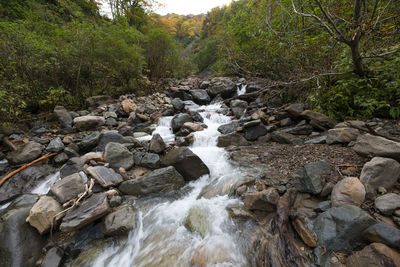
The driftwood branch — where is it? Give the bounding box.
[0,153,57,187]
[3,138,17,151]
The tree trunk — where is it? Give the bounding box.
[349,40,365,76]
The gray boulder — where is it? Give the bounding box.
[244,125,267,141]
[60,193,110,232]
[230,100,248,118]
[73,116,105,131]
[149,134,166,154]
[285,103,304,118]
[190,89,211,105]
[46,137,65,153]
[301,110,336,130]
[97,131,124,152]
[313,205,376,252]
[271,131,303,144]
[77,132,101,152]
[207,78,236,98]
[119,166,185,196]
[171,113,193,133]
[86,166,124,188]
[292,161,331,195]
[171,98,185,111]
[0,194,46,267]
[354,134,400,161]
[60,157,85,178]
[50,172,87,204]
[360,157,400,198]
[161,147,210,181]
[326,128,360,144]
[363,222,400,250]
[217,133,249,147]
[104,142,134,170]
[218,121,239,134]
[102,204,136,236]
[282,125,314,135]
[375,193,400,215]
[139,153,160,169]
[7,141,44,165]
[54,106,73,128]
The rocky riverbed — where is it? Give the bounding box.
[0,77,400,266]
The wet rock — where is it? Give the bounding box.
[121,99,137,114]
[226,204,255,220]
[326,128,361,144]
[0,194,45,267]
[119,166,185,196]
[60,193,110,232]
[363,222,400,249]
[217,133,249,147]
[77,132,101,152]
[0,164,55,204]
[189,111,204,123]
[218,121,240,134]
[171,98,184,111]
[191,243,234,266]
[70,239,113,267]
[97,131,124,152]
[314,201,331,212]
[102,204,136,236]
[26,196,63,234]
[375,193,400,215]
[87,166,123,188]
[41,247,64,267]
[139,153,160,169]
[149,134,166,154]
[104,142,134,170]
[200,80,210,89]
[301,110,336,130]
[171,113,193,133]
[86,95,112,107]
[244,125,267,141]
[60,157,85,178]
[331,177,366,207]
[305,135,327,144]
[243,188,280,211]
[190,89,211,105]
[292,161,331,195]
[313,205,376,252]
[182,122,204,132]
[353,134,400,161]
[7,141,44,165]
[50,172,87,204]
[283,125,314,135]
[46,137,65,153]
[346,242,400,267]
[73,116,105,131]
[271,131,303,144]
[54,106,73,128]
[161,147,210,181]
[207,78,236,98]
[360,157,400,198]
[184,207,210,238]
[285,103,304,118]
[105,117,118,127]
[291,217,317,247]
[109,196,122,208]
[230,100,248,118]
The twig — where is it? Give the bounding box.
[0,153,57,187]
[3,138,17,151]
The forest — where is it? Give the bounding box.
[1,0,399,122]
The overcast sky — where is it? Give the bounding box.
[156,0,233,15]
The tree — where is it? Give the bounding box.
[290,0,399,76]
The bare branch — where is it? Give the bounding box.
[362,49,400,58]
[373,0,392,29]
[314,0,347,41]
[370,0,381,21]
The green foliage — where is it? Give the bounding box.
[193,39,218,72]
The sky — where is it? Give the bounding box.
[156,0,233,15]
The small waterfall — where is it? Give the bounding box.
[237,84,247,96]
[31,171,60,195]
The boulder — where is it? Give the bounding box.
[149,134,166,154]
[104,142,134,170]
[271,131,303,144]
[50,172,87,204]
[243,188,280,211]
[77,132,101,152]
[190,89,211,105]
[171,113,193,133]
[184,207,209,238]
[326,128,361,144]
[218,121,240,134]
[40,247,64,267]
[182,122,204,132]
[346,242,400,267]
[0,194,46,267]
[282,125,314,135]
[102,204,136,236]
[285,103,304,118]
[121,99,137,114]
[97,131,124,152]
[0,164,55,204]
[191,243,234,266]
[301,110,336,130]
[244,125,267,141]
[26,196,63,234]
[363,222,400,250]
[305,136,327,144]
[60,157,84,178]
[60,193,110,232]
[73,116,105,131]
[336,120,368,131]
[54,106,73,128]
[292,161,331,195]
[86,166,123,188]
[331,177,366,207]
[375,193,400,215]
[217,133,249,147]
[161,147,210,181]
[207,78,236,98]
[119,166,185,196]
[139,153,160,169]
[171,98,185,111]
[360,157,400,198]
[353,134,400,161]
[7,141,44,165]
[46,137,65,153]
[230,100,248,118]
[313,205,376,252]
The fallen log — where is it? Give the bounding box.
[0,152,57,187]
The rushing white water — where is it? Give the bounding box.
[91,102,252,267]
[237,84,247,96]
[31,171,61,195]
[0,201,11,211]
